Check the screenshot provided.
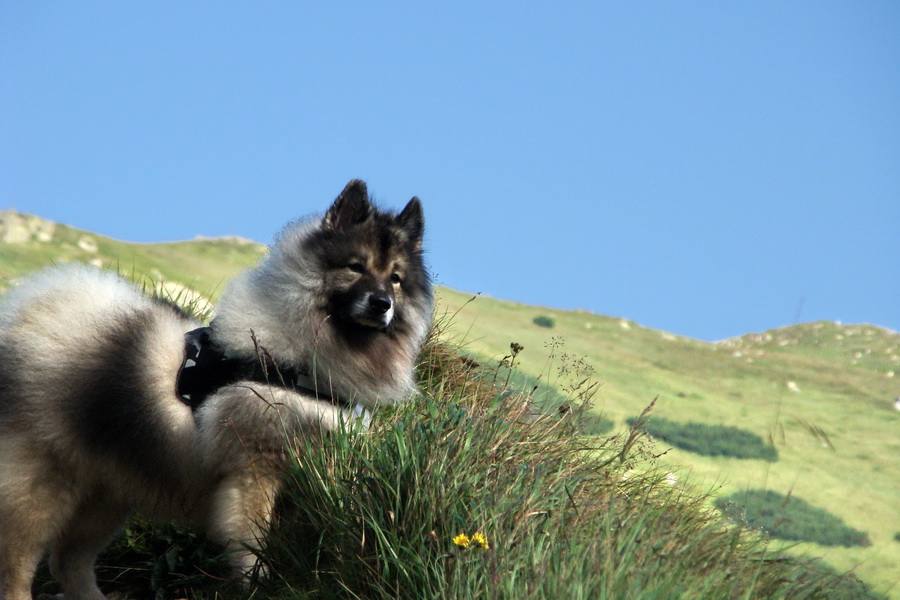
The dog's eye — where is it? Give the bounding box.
[348,262,365,274]
[390,273,402,285]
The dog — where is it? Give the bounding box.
[0,180,432,599]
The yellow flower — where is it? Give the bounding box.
[452,533,471,548]
[471,532,490,550]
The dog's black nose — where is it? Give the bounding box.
[368,293,392,314]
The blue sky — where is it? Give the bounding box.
[2,2,898,341]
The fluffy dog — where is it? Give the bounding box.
[0,180,432,599]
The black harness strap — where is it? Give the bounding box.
[176,327,336,410]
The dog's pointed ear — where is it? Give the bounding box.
[324,180,372,232]
[397,197,424,247]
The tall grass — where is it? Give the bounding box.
[253,325,883,599]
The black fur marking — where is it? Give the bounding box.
[376,227,396,271]
[65,310,177,474]
[0,343,29,427]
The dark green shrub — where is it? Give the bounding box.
[627,416,778,461]
[532,315,555,328]
[716,489,871,548]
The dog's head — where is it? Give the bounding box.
[309,180,431,334]
[211,180,433,402]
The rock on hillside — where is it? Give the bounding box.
[0,209,56,243]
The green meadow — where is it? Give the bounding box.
[437,287,900,597]
[2,212,897,598]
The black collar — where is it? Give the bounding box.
[176,327,339,410]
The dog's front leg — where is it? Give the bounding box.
[207,465,281,582]
[197,385,354,584]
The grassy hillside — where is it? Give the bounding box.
[2,211,897,597]
[437,288,900,597]
[0,210,266,302]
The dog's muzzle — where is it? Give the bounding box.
[352,292,394,328]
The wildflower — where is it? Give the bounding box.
[471,532,490,550]
[453,531,490,550]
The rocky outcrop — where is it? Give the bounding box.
[0,209,56,243]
